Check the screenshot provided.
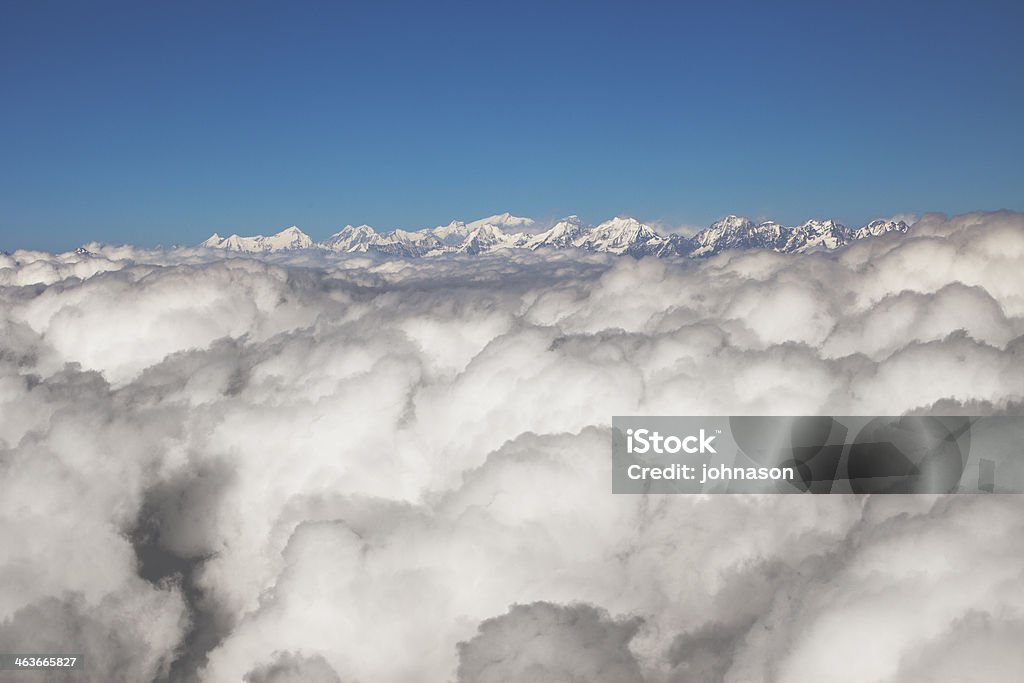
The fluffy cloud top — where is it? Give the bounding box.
[0,211,1022,682]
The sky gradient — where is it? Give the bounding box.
[2,0,1023,251]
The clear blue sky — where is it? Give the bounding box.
[2,0,1022,251]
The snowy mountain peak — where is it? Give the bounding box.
[321,224,378,252]
[431,220,471,245]
[710,215,756,231]
[782,219,853,252]
[589,216,651,241]
[598,216,643,230]
[526,216,588,250]
[467,212,535,231]
[691,216,779,256]
[578,217,665,255]
[854,219,910,239]
[263,226,313,250]
[200,233,223,248]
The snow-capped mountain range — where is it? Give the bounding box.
[199,212,910,258]
[201,226,313,252]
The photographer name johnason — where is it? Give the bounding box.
[625,428,795,485]
[612,416,1024,495]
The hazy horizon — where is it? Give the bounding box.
[0,206,985,253]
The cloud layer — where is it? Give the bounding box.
[1,211,1023,682]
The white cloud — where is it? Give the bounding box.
[0,211,1022,682]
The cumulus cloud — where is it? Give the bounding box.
[0,211,1022,682]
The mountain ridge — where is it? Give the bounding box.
[200,213,911,259]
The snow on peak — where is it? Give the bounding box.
[262,226,313,251]
[430,220,472,245]
[783,219,852,252]
[691,216,777,256]
[710,215,755,231]
[854,219,910,239]
[577,217,664,255]
[467,212,535,231]
[321,224,378,252]
[525,216,587,250]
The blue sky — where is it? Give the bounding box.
[1,0,1022,251]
